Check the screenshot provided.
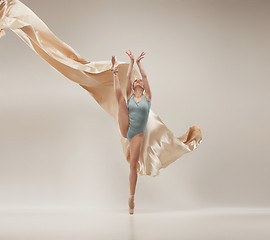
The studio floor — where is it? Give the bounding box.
[0,207,269,240]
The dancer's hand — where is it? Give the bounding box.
[136,51,145,63]
[126,49,135,62]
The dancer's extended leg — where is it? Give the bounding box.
[112,62,129,138]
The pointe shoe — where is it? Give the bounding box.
[111,55,119,73]
[128,194,135,215]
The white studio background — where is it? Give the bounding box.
[0,0,269,211]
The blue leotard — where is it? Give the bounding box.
[126,93,151,141]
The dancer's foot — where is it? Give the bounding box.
[128,194,135,215]
[111,55,119,73]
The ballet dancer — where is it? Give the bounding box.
[111,50,151,214]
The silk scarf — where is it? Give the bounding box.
[0,0,202,177]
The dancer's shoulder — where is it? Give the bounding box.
[127,92,133,102]
[144,93,151,102]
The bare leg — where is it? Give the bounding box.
[112,65,129,138]
[128,132,144,210]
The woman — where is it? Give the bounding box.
[111,50,152,215]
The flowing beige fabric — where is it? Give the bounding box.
[0,0,202,177]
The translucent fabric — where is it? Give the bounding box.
[0,0,202,177]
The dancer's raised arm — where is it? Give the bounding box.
[136,51,151,101]
[125,50,134,100]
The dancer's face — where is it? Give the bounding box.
[133,79,144,91]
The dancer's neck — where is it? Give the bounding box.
[134,88,143,98]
